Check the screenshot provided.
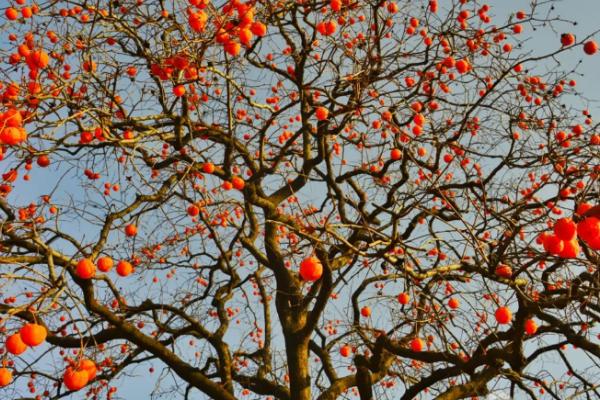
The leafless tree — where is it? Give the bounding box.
[0,1,599,399]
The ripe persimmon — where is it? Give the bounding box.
[232,176,245,190]
[5,8,18,20]
[584,40,598,55]
[173,85,186,97]
[495,264,512,278]
[76,258,96,279]
[448,298,460,309]
[455,59,470,74]
[202,162,215,174]
[561,33,575,47]
[340,345,351,357]
[543,233,564,255]
[238,29,253,46]
[0,127,27,145]
[410,338,424,352]
[558,238,579,258]
[97,256,114,272]
[224,41,241,56]
[250,21,267,37]
[27,50,49,69]
[495,306,512,324]
[0,368,12,387]
[19,323,47,346]
[524,319,538,335]
[63,367,89,391]
[578,217,600,249]
[299,256,323,281]
[37,155,50,167]
[6,333,27,355]
[315,107,329,121]
[222,181,233,190]
[78,359,97,381]
[554,218,577,240]
[398,292,410,305]
[188,11,207,33]
[187,205,200,217]
[116,260,133,277]
[330,0,342,12]
[125,224,137,237]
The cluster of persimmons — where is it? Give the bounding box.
[0,0,599,398]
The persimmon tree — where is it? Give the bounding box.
[1,0,600,399]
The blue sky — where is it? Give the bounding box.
[2,0,600,399]
[117,1,600,397]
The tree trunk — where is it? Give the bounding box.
[285,334,311,400]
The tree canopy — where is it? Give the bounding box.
[0,0,600,399]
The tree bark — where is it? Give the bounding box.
[285,334,311,400]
